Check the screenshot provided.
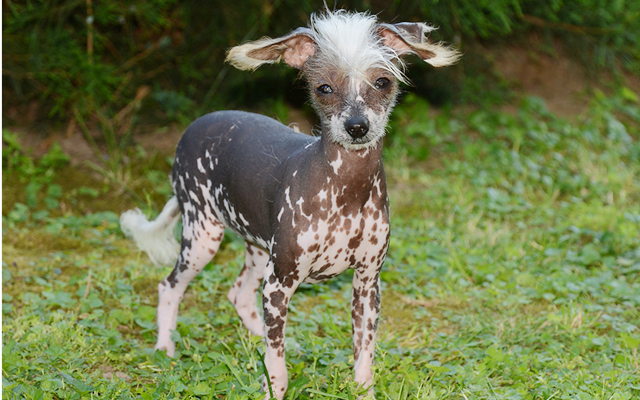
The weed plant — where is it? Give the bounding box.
[2,92,640,399]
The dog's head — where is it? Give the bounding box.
[227,10,460,150]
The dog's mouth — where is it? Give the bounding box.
[327,114,385,149]
[333,128,384,150]
[349,134,374,145]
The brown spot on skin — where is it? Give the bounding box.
[363,205,374,219]
[265,312,285,344]
[308,243,320,253]
[354,344,361,361]
[251,311,258,319]
[349,232,363,249]
[269,290,286,315]
[367,318,375,331]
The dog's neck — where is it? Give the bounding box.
[317,131,385,198]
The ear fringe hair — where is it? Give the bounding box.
[413,23,461,67]
[226,38,283,71]
[418,41,462,67]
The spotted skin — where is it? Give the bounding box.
[227,242,268,336]
[144,9,458,400]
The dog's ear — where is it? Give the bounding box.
[377,23,460,67]
[226,27,316,71]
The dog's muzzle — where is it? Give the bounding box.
[345,116,369,139]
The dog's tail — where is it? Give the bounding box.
[120,196,181,266]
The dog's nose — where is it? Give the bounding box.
[345,117,369,139]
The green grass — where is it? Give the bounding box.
[3,92,640,399]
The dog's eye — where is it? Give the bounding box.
[317,84,333,94]
[375,78,391,90]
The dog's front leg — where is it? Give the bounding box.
[261,260,301,400]
[351,268,382,396]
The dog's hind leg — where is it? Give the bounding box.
[155,213,225,357]
[227,242,268,336]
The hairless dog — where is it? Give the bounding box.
[121,9,458,399]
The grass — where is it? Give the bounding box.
[3,91,640,399]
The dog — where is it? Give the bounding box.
[120,9,458,399]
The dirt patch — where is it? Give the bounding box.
[494,46,589,115]
[134,125,185,156]
[487,35,640,116]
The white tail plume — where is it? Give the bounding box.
[120,196,181,266]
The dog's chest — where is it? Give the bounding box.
[283,180,390,283]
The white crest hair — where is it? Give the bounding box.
[309,10,409,84]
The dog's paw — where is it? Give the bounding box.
[154,341,176,358]
[244,317,265,337]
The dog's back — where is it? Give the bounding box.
[172,110,317,246]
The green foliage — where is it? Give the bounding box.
[527,0,640,73]
[3,93,639,399]
[2,130,69,177]
[3,129,71,221]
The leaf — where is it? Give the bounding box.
[46,183,62,198]
[425,363,451,375]
[619,333,640,350]
[3,303,14,314]
[25,181,42,208]
[191,382,212,396]
[579,244,601,265]
[8,203,29,223]
[620,86,639,103]
[135,305,156,321]
[59,372,94,394]
[42,291,75,308]
[3,268,12,282]
[44,196,60,210]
